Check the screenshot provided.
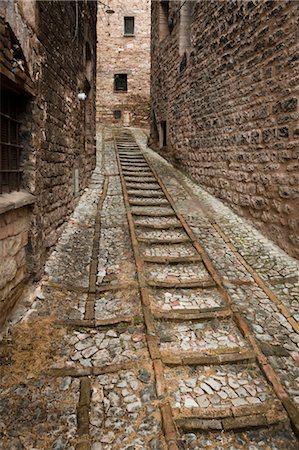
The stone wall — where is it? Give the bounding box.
[0,202,33,328]
[150,0,299,259]
[0,1,97,325]
[96,0,150,127]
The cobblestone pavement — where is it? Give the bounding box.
[0,126,298,449]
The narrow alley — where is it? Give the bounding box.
[0,126,298,449]
[1,1,299,449]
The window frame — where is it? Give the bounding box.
[0,88,23,194]
[113,110,122,119]
[124,16,135,36]
[114,74,128,93]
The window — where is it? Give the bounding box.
[161,121,167,147]
[0,89,23,194]
[113,110,122,119]
[179,0,195,56]
[124,17,135,35]
[114,74,128,92]
[159,1,170,41]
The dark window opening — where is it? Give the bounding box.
[114,110,122,119]
[179,52,187,73]
[124,17,135,35]
[151,109,159,141]
[159,1,171,41]
[114,74,128,92]
[161,121,167,147]
[0,89,24,194]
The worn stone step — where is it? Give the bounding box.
[140,241,198,258]
[123,171,153,176]
[138,236,190,244]
[132,210,175,217]
[136,223,183,230]
[155,318,253,365]
[121,162,149,167]
[120,158,146,163]
[147,279,215,288]
[145,262,213,288]
[130,198,169,207]
[148,286,227,314]
[165,364,286,427]
[153,308,231,321]
[127,190,165,198]
[125,177,156,184]
[143,254,202,264]
[126,183,161,190]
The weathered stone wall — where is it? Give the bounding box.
[151,0,299,259]
[96,0,150,127]
[0,205,31,328]
[0,1,97,324]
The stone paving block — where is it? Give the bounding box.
[65,324,149,369]
[156,319,248,358]
[149,287,226,313]
[94,288,142,321]
[165,364,275,414]
[89,366,166,449]
[0,376,79,449]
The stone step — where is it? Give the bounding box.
[147,279,216,289]
[127,190,165,198]
[148,286,227,314]
[130,199,169,206]
[125,177,157,183]
[165,363,287,429]
[145,262,212,287]
[155,318,252,365]
[131,210,175,218]
[140,241,198,258]
[143,254,202,264]
[134,218,182,229]
[126,183,161,190]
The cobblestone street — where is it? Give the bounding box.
[0,126,298,449]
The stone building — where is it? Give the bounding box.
[151,0,299,259]
[0,0,97,328]
[96,0,150,127]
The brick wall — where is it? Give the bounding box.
[151,0,299,259]
[0,0,97,324]
[96,0,150,127]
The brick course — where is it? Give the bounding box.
[150,0,299,259]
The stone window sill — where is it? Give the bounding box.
[0,191,35,215]
[123,34,135,37]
